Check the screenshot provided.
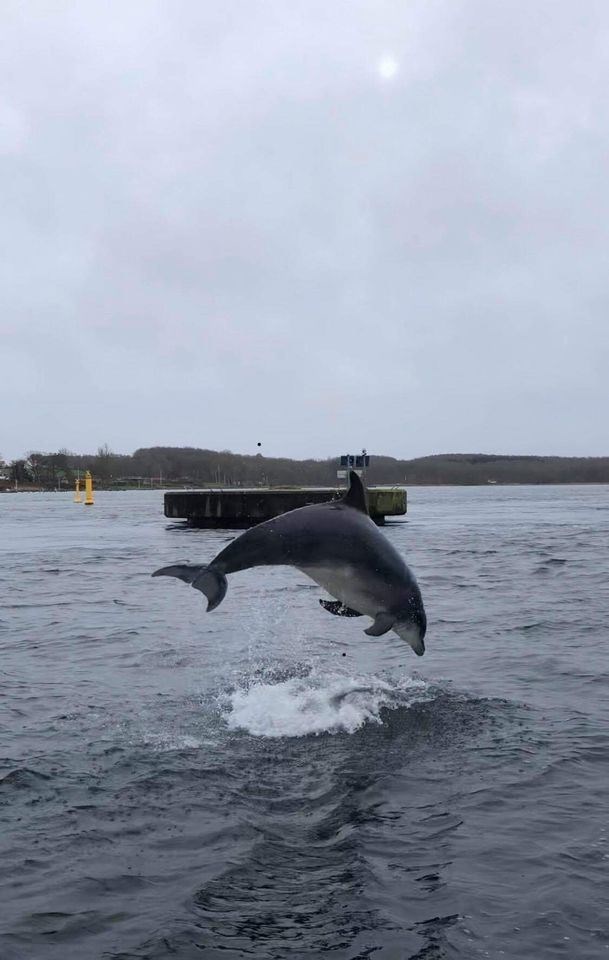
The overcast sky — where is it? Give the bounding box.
[2,0,609,462]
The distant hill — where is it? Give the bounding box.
[396,453,609,485]
[4,446,609,488]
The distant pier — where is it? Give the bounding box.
[163,486,407,528]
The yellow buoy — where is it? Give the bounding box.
[74,477,82,503]
[84,470,94,506]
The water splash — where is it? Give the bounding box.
[224,672,429,738]
[143,732,203,751]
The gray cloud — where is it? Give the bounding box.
[2,0,608,460]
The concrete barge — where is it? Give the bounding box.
[164,486,407,528]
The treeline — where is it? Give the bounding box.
[400,453,609,485]
[2,446,609,488]
[3,446,338,488]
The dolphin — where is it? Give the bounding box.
[152,471,427,656]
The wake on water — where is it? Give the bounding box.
[223,672,431,738]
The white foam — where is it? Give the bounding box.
[225,673,428,738]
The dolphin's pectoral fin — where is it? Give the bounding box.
[364,612,395,637]
[152,563,228,612]
[319,599,363,618]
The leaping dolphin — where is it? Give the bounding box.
[152,471,427,656]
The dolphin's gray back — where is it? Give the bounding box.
[210,501,413,587]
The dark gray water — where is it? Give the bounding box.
[1,486,608,960]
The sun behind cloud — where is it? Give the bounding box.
[377,55,399,80]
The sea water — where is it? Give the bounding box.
[1,486,608,958]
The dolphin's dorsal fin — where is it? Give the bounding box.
[342,470,369,515]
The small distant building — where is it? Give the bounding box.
[337,449,370,483]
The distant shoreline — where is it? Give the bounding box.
[3,448,609,489]
[3,480,609,494]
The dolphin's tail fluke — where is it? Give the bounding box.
[151,564,227,612]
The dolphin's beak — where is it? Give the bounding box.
[396,623,426,656]
[410,634,425,657]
